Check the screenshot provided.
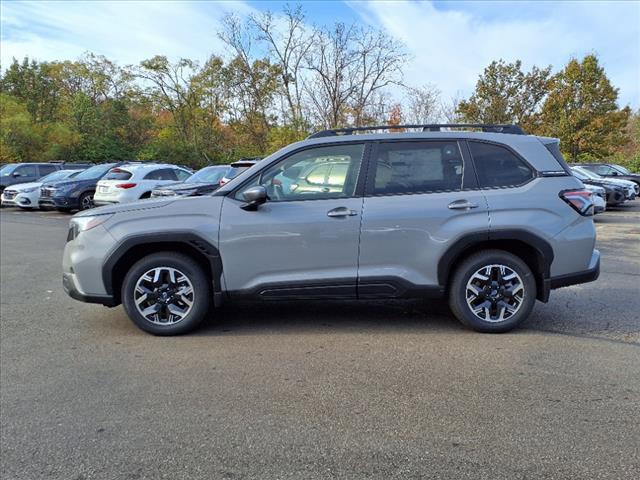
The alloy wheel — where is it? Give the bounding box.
[134,267,195,325]
[81,194,94,210]
[465,264,525,322]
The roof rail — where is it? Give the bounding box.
[307,124,526,139]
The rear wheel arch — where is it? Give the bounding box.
[438,231,553,302]
[103,233,222,305]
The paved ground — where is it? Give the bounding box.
[1,204,639,479]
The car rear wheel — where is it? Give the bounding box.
[122,252,211,335]
[79,192,94,210]
[448,250,536,333]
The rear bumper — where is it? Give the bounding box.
[94,199,119,206]
[63,272,116,306]
[549,249,600,290]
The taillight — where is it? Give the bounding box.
[559,189,594,216]
[116,183,137,189]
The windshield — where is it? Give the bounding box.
[0,164,17,176]
[187,166,230,183]
[571,168,588,181]
[73,163,116,180]
[612,165,631,175]
[40,170,76,183]
[575,167,602,180]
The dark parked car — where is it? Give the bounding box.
[575,163,640,193]
[0,162,94,194]
[1,163,62,192]
[39,162,126,211]
[571,167,627,205]
[151,165,231,198]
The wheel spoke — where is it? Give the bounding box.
[465,264,525,323]
[133,266,195,326]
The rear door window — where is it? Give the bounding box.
[371,141,464,195]
[38,165,58,176]
[468,142,534,188]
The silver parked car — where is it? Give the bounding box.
[62,124,599,335]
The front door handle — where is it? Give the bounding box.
[448,200,479,210]
[327,206,358,217]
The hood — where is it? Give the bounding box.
[75,197,177,217]
[4,181,42,191]
[43,178,94,189]
[601,177,636,188]
[158,181,218,191]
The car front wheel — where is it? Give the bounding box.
[121,252,211,335]
[448,250,536,333]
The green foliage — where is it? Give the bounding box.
[538,55,630,161]
[0,50,636,170]
[456,60,552,132]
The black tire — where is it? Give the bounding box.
[121,252,211,335]
[78,191,94,210]
[448,249,536,333]
[139,191,151,199]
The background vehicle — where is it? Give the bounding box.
[584,184,606,214]
[572,166,636,201]
[39,162,125,212]
[63,124,599,336]
[219,158,261,186]
[576,163,640,192]
[1,163,62,193]
[1,169,84,209]
[94,164,192,205]
[151,165,230,198]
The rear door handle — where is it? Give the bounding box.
[448,200,479,210]
[327,206,358,217]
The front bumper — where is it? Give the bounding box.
[39,196,79,210]
[549,249,600,290]
[63,272,116,306]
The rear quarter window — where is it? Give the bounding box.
[468,142,534,188]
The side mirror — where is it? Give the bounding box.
[240,185,267,211]
[611,171,618,176]
[12,172,22,177]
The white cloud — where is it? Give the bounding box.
[1,0,256,67]
[352,0,640,109]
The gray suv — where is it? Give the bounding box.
[62,124,600,335]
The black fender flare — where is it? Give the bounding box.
[437,229,554,300]
[102,231,223,302]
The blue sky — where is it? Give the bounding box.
[1,0,639,108]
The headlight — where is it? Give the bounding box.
[55,184,75,194]
[68,214,113,240]
[21,186,38,193]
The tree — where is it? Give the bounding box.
[457,59,552,131]
[405,84,441,124]
[539,55,631,161]
[248,5,313,126]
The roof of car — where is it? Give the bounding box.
[114,163,187,171]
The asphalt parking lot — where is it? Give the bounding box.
[1,205,639,479]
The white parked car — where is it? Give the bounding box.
[1,169,84,209]
[584,184,606,214]
[93,164,192,206]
